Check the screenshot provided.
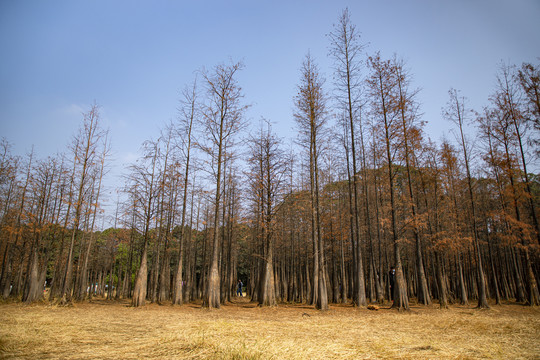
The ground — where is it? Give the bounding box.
[0,298,539,359]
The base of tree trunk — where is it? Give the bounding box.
[57,295,74,307]
[391,303,410,312]
[475,303,491,310]
[203,266,221,309]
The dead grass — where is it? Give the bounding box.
[0,298,539,359]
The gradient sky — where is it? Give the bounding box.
[1,0,539,184]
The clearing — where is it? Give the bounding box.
[0,298,539,359]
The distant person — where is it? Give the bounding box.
[237,280,243,297]
[389,266,396,302]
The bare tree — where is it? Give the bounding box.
[22,157,58,303]
[172,79,198,305]
[200,61,247,309]
[59,104,106,305]
[0,144,25,299]
[443,89,489,309]
[294,53,329,310]
[248,119,287,307]
[328,8,368,307]
[518,62,540,158]
[394,58,431,305]
[367,53,409,311]
[75,133,110,301]
[486,66,540,305]
[130,139,160,307]
[500,64,539,246]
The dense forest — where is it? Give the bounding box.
[0,10,538,311]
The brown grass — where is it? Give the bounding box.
[0,298,539,359]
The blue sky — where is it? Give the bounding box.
[1,0,539,176]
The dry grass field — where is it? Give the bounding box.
[0,298,539,360]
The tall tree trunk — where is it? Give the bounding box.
[446,90,489,308]
[396,64,431,306]
[371,56,409,310]
[173,87,195,304]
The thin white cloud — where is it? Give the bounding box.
[56,103,86,117]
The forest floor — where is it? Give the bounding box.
[0,297,539,360]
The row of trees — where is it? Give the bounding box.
[0,105,109,304]
[0,9,538,311]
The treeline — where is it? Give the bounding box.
[0,9,538,310]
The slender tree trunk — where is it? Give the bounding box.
[173,91,195,304]
[372,58,409,310]
[435,252,448,309]
[451,91,489,308]
[457,254,469,305]
[396,67,430,306]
